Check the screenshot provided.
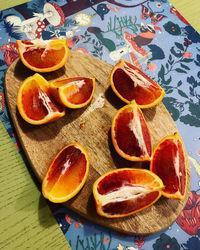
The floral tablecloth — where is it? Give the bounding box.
[0,0,200,249]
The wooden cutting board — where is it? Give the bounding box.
[5,51,190,235]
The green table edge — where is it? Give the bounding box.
[0,120,71,250]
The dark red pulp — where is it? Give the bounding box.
[47,146,87,183]
[22,86,64,120]
[102,191,159,216]
[97,169,160,215]
[97,170,134,195]
[114,109,152,158]
[152,139,186,195]
[113,66,162,105]
[23,47,65,68]
[22,40,33,45]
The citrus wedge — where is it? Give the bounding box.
[17,73,65,125]
[50,77,95,108]
[111,101,152,161]
[42,142,89,203]
[16,39,69,72]
[93,168,164,218]
[150,133,187,200]
[110,59,165,108]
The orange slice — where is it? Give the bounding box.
[16,39,69,72]
[42,142,89,203]
[93,168,164,218]
[50,77,95,108]
[111,101,152,161]
[150,133,187,200]
[17,73,65,125]
[110,59,165,108]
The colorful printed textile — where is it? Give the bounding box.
[0,0,200,249]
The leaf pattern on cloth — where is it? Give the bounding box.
[0,0,200,249]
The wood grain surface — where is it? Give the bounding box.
[5,51,190,235]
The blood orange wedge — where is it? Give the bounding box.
[150,133,187,200]
[16,39,69,72]
[50,77,95,108]
[93,168,164,218]
[42,142,89,203]
[111,101,152,161]
[17,73,65,125]
[110,59,165,108]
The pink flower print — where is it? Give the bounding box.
[0,42,19,66]
[176,190,200,235]
[147,62,157,71]
[183,51,192,58]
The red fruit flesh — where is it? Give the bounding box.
[114,106,152,158]
[21,85,64,120]
[46,145,87,195]
[23,47,65,69]
[102,192,159,216]
[95,169,162,217]
[58,78,94,105]
[112,62,163,105]
[151,137,186,197]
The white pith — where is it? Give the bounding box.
[44,144,88,202]
[37,90,62,117]
[171,140,182,195]
[61,159,71,175]
[127,107,149,157]
[97,183,161,207]
[123,61,153,89]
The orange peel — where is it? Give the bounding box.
[110,59,165,108]
[16,39,69,72]
[42,142,90,203]
[93,168,164,218]
[17,73,65,125]
[150,133,187,200]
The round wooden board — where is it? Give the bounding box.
[5,51,190,235]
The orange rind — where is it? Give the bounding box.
[110,59,165,108]
[111,101,152,161]
[150,133,187,200]
[42,142,90,203]
[16,39,69,72]
[93,168,164,218]
[50,76,95,108]
[17,73,65,125]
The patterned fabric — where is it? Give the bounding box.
[0,0,200,249]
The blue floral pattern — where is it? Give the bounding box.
[0,0,200,249]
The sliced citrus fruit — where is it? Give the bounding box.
[16,39,69,72]
[17,73,65,125]
[50,77,95,108]
[110,59,165,108]
[42,142,89,203]
[93,168,164,218]
[150,133,187,200]
[111,101,152,161]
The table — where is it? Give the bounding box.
[0,0,200,249]
[0,1,31,11]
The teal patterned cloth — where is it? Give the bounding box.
[0,0,200,249]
